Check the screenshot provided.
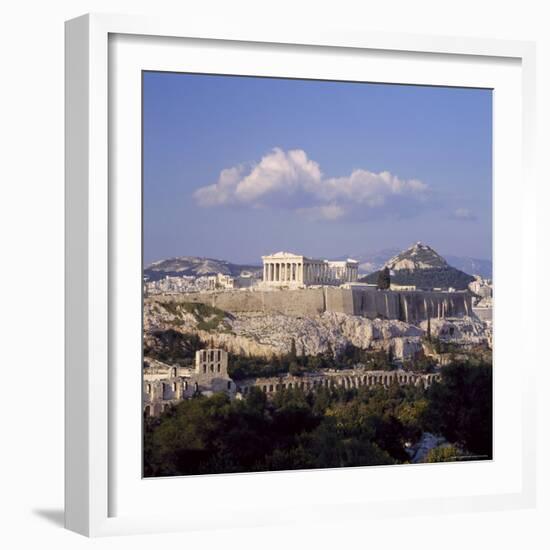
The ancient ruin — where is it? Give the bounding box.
[143,348,440,417]
[262,251,359,287]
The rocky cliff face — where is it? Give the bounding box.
[419,317,489,345]
[353,247,492,278]
[385,242,449,271]
[144,300,488,362]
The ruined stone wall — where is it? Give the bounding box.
[155,287,472,322]
[143,373,237,417]
[143,369,442,416]
[238,369,441,395]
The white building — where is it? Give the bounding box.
[469,275,493,299]
[261,251,358,287]
[216,273,236,289]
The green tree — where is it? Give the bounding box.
[289,338,297,361]
[377,267,391,290]
[422,362,492,458]
[426,445,461,463]
[288,361,301,376]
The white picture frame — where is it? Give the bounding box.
[65,13,537,537]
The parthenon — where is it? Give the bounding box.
[262,251,358,287]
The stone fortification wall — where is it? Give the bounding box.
[159,288,326,316]
[155,287,472,322]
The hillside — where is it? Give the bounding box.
[360,242,475,290]
[144,256,262,281]
[144,298,489,364]
[353,248,492,278]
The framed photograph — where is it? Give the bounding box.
[65,13,537,536]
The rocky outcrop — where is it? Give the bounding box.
[385,242,449,271]
[144,300,490,363]
[144,301,425,360]
[361,242,475,290]
[419,317,489,345]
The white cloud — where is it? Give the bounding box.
[193,148,430,220]
[451,207,477,221]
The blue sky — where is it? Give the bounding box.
[143,72,492,266]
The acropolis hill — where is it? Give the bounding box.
[149,248,472,322]
[143,247,492,416]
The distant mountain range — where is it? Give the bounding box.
[444,256,492,279]
[144,256,262,282]
[360,242,477,290]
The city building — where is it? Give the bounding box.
[469,275,493,298]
